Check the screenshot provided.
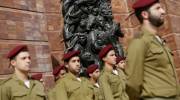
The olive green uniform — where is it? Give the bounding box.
[0,74,46,100]
[53,72,93,100]
[99,68,129,100]
[87,81,104,100]
[125,28,180,99]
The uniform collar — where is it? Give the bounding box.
[141,26,156,37]
[12,74,35,88]
[66,72,82,82]
[103,67,118,75]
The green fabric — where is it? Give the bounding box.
[0,74,46,100]
[125,27,180,99]
[53,72,93,100]
[99,68,129,100]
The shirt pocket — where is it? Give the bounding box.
[36,91,46,100]
[150,48,163,54]
[67,84,80,97]
[12,92,27,100]
[109,75,120,93]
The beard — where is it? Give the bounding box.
[148,12,164,27]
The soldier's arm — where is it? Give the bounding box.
[125,39,146,98]
[99,74,114,100]
[0,85,11,100]
[55,81,68,100]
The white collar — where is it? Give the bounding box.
[112,69,118,75]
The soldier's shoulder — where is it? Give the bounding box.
[1,76,13,85]
[99,71,109,80]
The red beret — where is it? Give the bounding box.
[62,50,80,61]
[116,56,126,64]
[132,0,158,9]
[98,44,114,60]
[53,65,65,77]
[6,45,28,59]
[31,73,43,81]
[86,64,99,75]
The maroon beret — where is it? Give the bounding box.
[86,64,99,75]
[116,56,126,64]
[53,65,65,77]
[6,45,28,59]
[98,44,114,60]
[31,73,43,81]
[62,50,80,61]
[132,0,158,9]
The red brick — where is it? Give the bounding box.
[173,50,180,69]
[47,32,64,51]
[163,33,177,51]
[168,15,180,33]
[165,0,180,16]
[176,68,180,83]
[46,14,62,32]
[111,0,129,13]
[44,0,61,13]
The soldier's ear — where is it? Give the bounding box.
[10,59,16,67]
[102,57,107,62]
[89,73,93,77]
[141,11,149,20]
[64,63,69,69]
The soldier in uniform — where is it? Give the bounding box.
[52,50,93,100]
[52,65,66,82]
[86,64,103,100]
[98,44,129,100]
[0,45,46,100]
[47,65,66,100]
[125,0,180,100]
[116,56,126,70]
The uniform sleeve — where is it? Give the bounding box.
[0,85,11,100]
[125,39,146,99]
[99,74,114,100]
[54,81,68,100]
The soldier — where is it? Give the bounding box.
[116,56,126,70]
[86,64,103,100]
[52,50,93,100]
[98,44,129,100]
[0,45,46,100]
[125,0,180,100]
[52,65,67,82]
[47,65,67,100]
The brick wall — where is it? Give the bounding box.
[0,0,64,90]
[0,0,180,90]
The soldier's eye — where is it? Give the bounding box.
[28,56,31,60]
[22,57,26,60]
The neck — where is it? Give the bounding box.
[90,77,97,84]
[15,68,29,81]
[69,71,79,77]
[142,21,158,35]
[104,62,114,71]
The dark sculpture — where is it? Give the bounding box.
[61,0,124,68]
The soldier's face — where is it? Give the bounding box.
[117,60,126,69]
[148,3,165,27]
[91,69,100,80]
[103,50,117,65]
[59,69,66,78]
[11,51,31,73]
[67,56,81,75]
